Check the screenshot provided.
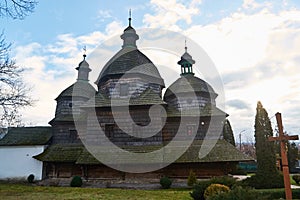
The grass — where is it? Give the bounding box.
[0,183,193,200]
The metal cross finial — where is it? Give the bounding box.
[129,9,132,26]
[83,46,87,59]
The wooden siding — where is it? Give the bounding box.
[45,162,237,179]
[99,77,162,99]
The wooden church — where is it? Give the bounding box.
[32,17,252,180]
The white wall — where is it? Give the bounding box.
[0,146,45,180]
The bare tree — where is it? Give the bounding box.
[0,0,37,19]
[0,32,32,127]
[0,0,37,126]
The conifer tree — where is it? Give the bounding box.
[254,101,277,176]
[287,142,299,171]
[222,119,235,146]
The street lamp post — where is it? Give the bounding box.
[239,130,246,151]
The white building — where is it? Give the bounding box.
[0,127,51,180]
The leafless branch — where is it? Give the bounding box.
[0,0,37,20]
[0,31,33,127]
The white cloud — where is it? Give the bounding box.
[46,34,78,55]
[105,21,124,37]
[13,20,125,126]
[143,0,201,31]
[97,10,112,19]
[242,0,262,10]
[184,7,300,136]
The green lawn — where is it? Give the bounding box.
[0,183,193,200]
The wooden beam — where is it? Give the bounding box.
[268,112,298,200]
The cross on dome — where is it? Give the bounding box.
[129,9,132,26]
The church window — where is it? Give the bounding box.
[69,130,78,142]
[120,83,129,96]
[105,124,114,138]
[187,125,195,136]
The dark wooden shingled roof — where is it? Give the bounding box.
[0,126,52,146]
[33,144,84,162]
[96,48,165,86]
[82,88,166,108]
[164,74,217,99]
[55,81,96,100]
[177,140,253,163]
[34,139,252,164]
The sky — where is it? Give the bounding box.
[1,0,300,143]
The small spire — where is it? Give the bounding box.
[129,9,132,26]
[83,46,87,60]
[184,39,187,53]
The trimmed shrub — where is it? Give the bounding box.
[70,176,83,187]
[208,186,269,200]
[292,174,300,184]
[204,184,230,199]
[190,176,237,200]
[242,173,284,189]
[210,176,236,188]
[187,170,197,187]
[27,174,35,183]
[190,180,211,200]
[159,176,172,189]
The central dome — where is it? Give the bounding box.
[95,17,165,94]
[95,47,165,87]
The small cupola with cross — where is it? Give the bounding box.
[76,48,92,81]
[120,9,139,48]
[177,41,195,76]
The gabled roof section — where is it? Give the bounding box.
[76,148,100,165]
[35,139,252,164]
[0,126,52,146]
[177,140,253,163]
[33,144,84,162]
[82,88,166,108]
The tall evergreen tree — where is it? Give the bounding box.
[254,101,278,176]
[243,101,283,189]
[223,119,235,146]
[287,142,299,171]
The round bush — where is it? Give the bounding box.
[190,181,211,200]
[27,174,35,183]
[70,176,83,187]
[204,184,230,199]
[160,176,172,189]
